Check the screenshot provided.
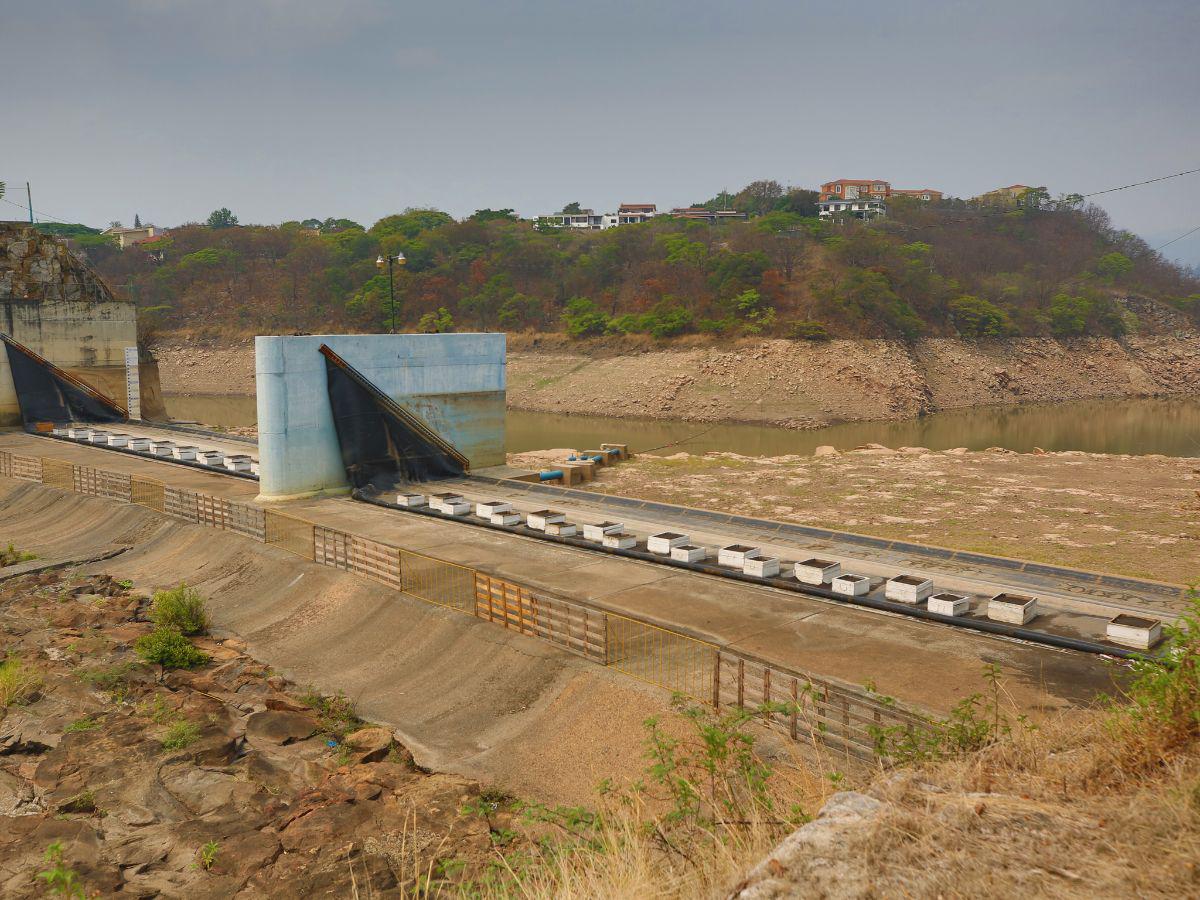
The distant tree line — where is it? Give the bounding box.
[40,185,1200,343]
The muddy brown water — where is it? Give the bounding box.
[163,393,1200,458]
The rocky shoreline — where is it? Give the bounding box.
[153,334,1200,429]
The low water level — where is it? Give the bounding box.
[163,394,1200,458]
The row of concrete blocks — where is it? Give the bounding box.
[55,425,257,474]
[396,492,1164,651]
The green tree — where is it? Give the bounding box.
[1048,292,1092,337]
[947,295,1014,338]
[1095,251,1133,282]
[205,208,238,229]
[563,297,609,337]
[417,307,454,333]
[369,209,453,240]
[470,208,517,222]
[561,201,583,215]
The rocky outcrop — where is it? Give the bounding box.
[0,223,116,303]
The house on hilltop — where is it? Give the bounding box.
[817,178,942,218]
[971,184,1045,208]
[101,224,159,249]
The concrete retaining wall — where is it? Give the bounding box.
[255,333,506,499]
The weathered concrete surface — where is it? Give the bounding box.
[0,222,164,423]
[0,431,1123,717]
[0,478,675,806]
[255,333,505,499]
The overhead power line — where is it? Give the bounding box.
[1153,223,1200,252]
[1082,167,1200,198]
[0,194,71,225]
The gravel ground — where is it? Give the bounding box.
[540,445,1200,584]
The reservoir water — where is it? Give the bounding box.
[163,394,1200,458]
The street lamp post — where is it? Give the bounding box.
[375,252,406,333]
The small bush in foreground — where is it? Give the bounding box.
[161,720,201,751]
[37,841,85,898]
[0,543,37,567]
[1107,588,1200,768]
[301,690,363,739]
[135,627,208,670]
[149,583,210,635]
[0,658,43,708]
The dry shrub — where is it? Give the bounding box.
[462,696,835,899]
[0,657,43,707]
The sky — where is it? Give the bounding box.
[4,0,1200,267]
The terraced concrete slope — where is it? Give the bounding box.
[0,481,677,806]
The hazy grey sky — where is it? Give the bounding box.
[5,0,1199,265]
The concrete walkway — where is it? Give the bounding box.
[1,430,1123,716]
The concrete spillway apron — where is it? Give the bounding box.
[354,490,1160,662]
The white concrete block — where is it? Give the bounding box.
[441,500,471,516]
[527,509,567,531]
[396,493,427,507]
[793,558,841,585]
[1106,615,1162,650]
[545,521,578,537]
[476,500,512,517]
[226,455,253,473]
[429,492,465,512]
[831,574,871,597]
[885,574,934,604]
[647,532,689,555]
[928,592,970,616]
[490,512,522,526]
[87,431,111,444]
[582,522,624,541]
[744,557,781,577]
[173,446,198,461]
[149,441,175,456]
[200,450,225,467]
[52,427,68,437]
[68,427,93,440]
[718,544,761,568]
[987,593,1039,625]
[671,545,708,563]
[106,433,131,448]
[128,437,152,452]
[602,532,637,550]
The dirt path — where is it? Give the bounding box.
[524,446,1200,585]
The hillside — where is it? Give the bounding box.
[68,195,1200,345]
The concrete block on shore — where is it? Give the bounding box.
[476,500,513,517]
[582,521,624,541]
[928,592,970,616]
[794,558,841,585]
[68,426,93,440]
[490,511,522,526]
[545,521,578,536]
[831,574,871,597]
[885,574,934,604]
[987,593,1039,625]
[106,433,130,448]
[226,454,253,473]
[200,450,225,467]
[128,437,152,452]
[173,445,198,461]
[88,430,110,444]
[527,509,566,531]
[744,557,781,577]
[671,545,708,563]
[396,493,426,507]
[1106,614,1162,650]
[647,532,689,555]
[602,532,637,550]
[719,545,761,568]
[149,440,175,456]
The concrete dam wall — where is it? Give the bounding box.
[0,221,162,424]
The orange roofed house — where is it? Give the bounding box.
[817,179,942,219]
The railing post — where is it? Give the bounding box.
[712,650,721,709]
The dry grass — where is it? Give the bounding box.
[0,657,43,708]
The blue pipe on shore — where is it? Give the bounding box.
[590,455,603,463]
[539,469,564,481]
